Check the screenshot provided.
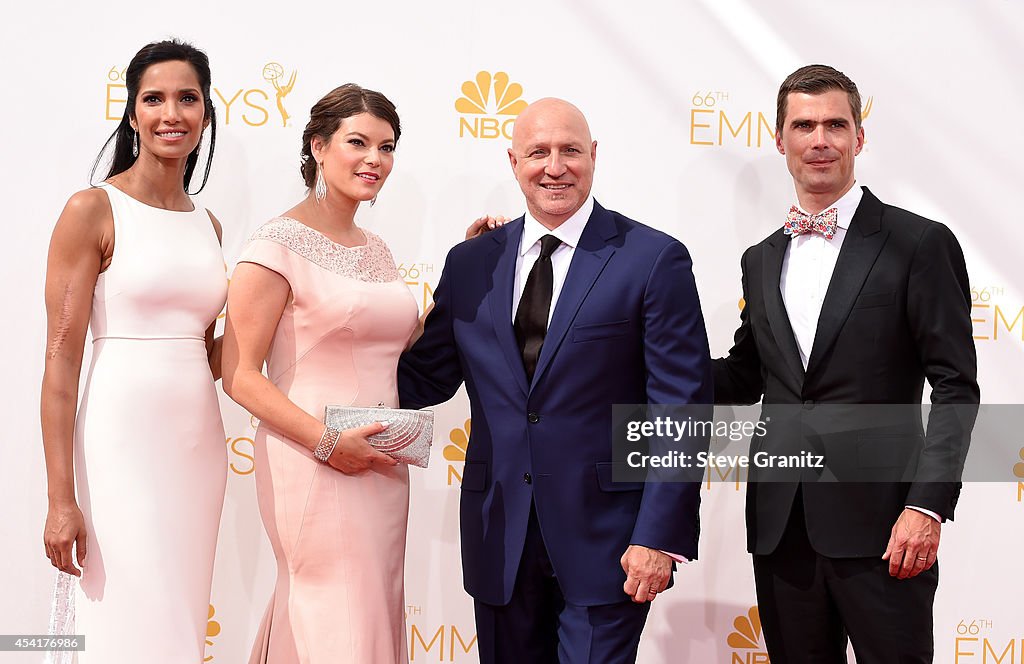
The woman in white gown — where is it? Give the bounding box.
[40,40,227,662]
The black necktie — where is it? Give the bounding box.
[514,234,563,382]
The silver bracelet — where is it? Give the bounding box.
[313,426,341,463]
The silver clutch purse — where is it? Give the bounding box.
[324,403,433,468]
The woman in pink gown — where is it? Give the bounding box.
[222,84,418,663]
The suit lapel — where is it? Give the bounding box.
[805,188,888,377]
[486,218,530,396]
[762,228,806,390]
[530,203,617,391]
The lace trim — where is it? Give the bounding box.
[44,571,76,664]
[248,217,401,283]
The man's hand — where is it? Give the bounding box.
[620,545,672,603]
[882,508,941,579]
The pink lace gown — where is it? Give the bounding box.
[238,217,418,664]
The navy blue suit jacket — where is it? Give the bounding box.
[399,201,712,606]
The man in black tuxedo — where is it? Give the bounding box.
[714,65,979,663]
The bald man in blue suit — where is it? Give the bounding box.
[399,98,712,664]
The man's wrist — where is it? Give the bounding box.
[906,505,942,523]
[659,549,688,563]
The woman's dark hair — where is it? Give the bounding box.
[91,39,217,194]
[300,84,401,188]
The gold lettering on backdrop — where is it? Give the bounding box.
[693,110,775,148]
[227,437,256,475]
[983,639,1015,662]
[972,304,1024,341]
[409,624,444,659]
[730,654,770,664]
[719,111,751,146]
[954,637,1022,663]
[106,64,298,128]
[954,637,977,662]
[972,304,991,340]
[420,282,435,313]
[969,288,1019,342]
[689,89,863,148]
[214,89,243,125]
[106,83,127,120]
[704,462,744,491]
[995,306,1024,341]
[450,626,477,658]
[756,112,775,147]
[242,89,270,127]
[408,624,477,661]
[481,117,500,139]
[399,263,437,317]
[457,116,516,140]
[690,109,714,145]
[458,117,478,138]
[952,620,1012,662]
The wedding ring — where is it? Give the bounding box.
[916,556,928,561]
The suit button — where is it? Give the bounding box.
[803,400,815,410]
[528,412,540,423]
[523,473,532,484]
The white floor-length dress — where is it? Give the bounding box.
[50,182,228,663]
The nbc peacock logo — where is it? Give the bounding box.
[728,606,769,663]
[455,71,529,140]
[203,604,221,661]
[444,419,471,486]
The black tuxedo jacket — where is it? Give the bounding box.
[714,187,979,557]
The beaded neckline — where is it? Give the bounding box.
[277,216,368,250]
[248,217,400,283]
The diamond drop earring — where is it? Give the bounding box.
[314,161,327,203]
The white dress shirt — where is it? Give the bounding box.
[780,185,861,369]
[512,196,594,322]
[779,184,940,523]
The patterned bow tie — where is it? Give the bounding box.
[783,206,838,240]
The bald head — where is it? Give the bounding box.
[511,98,593,151]
[508,98,597,229]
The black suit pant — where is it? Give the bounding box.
[753,490,938,664]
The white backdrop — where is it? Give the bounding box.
[3,1,1023,662]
